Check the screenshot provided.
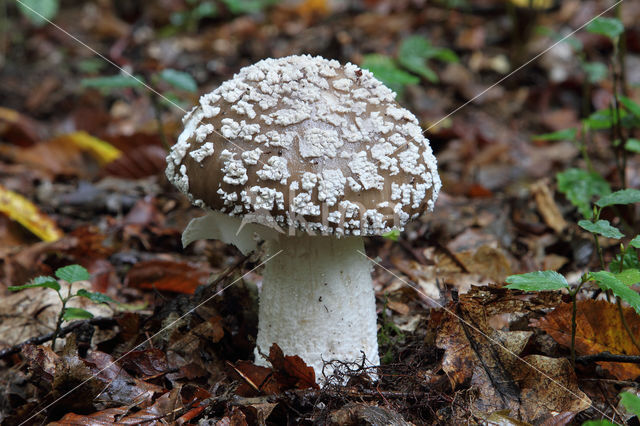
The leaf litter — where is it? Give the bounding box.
[2,0,640,424]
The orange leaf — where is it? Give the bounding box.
[533,300,640,380]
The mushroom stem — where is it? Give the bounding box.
[255,234,380,383]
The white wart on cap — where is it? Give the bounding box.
[166,54,440,236]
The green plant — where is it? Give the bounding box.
[167,0,278,33]
[16,0,58,27]
[361,35,458,97]
[583,391,640,424]
[8,265,118,351]
[80,69,198,149]
[506,189,640,365]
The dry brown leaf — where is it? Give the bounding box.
[124,259,212,294]
[530,179,567,234]
[533,300,640,380]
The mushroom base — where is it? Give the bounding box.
[255,234,380,384]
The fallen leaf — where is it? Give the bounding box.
[268,343,319,390]
[531,179,568,233]
[0,184,63,242]
[0,106,42,146]
[60,131,122,165]
[102,144,167,179]
[533,300,640,380]
[125,259,212,294]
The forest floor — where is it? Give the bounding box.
[1,0,640,424]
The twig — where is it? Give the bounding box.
[576,352,640,364]
[0,317,116,360]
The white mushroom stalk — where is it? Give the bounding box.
[257,234,379,380]
[167,55,440,385]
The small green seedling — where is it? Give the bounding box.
[506,189,640,366]
[9,265,118,351]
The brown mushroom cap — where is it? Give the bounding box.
[166,55,440,236]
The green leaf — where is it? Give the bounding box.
[620,392,640,417]
[55,265,90,284]
[533,128,576,141]
[556,168,611,219]
[158,69,197,93]
[578,219,624,239]
[361,54,419,95]
[611,248,640,272]
[631,236,640,249]
[505,271,569,291]
[62,307,94,321]
[625,138,640,153]
[398,36,458,83]
[220,0,277,14]
[588,271,640,315]
[586,17,624,41]
[620,95,640,117]
[582,421,617,426]
[76,289,118,305]
[81,75,145,90]
[383,229,400,241]
[582,61,608,84]
[17,0,59,27]
[8,275,60,292]
[596,189,640,208]
[585,109,616,130]
[192,1,218,19]
[614,269,640,286]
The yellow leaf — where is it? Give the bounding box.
[0,185,63,242]
[509,0,554,9]
[57,131,122,165]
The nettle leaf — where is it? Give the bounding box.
[81,74,145,89]
[76,289,118,305]
[17,0,59,27]
[158,69,197,93]
[620,392,640,417]
[62,307,94,321]
[556,168,611,219]
[631,236,640,249]
[398,36,457,83]
[533,128,576,141]
[56,265,90,284]
[382,229,400,241]
[8,276,60,292]
[589,271,640,315]
[505,271,568,291]
[614,269,640,286]
[578,219,624,239]
[586,17,624,41]
[620,95,640,117]
[596,189,640,208]
[361,54,419,95]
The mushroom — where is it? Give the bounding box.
[166,55,440,382]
